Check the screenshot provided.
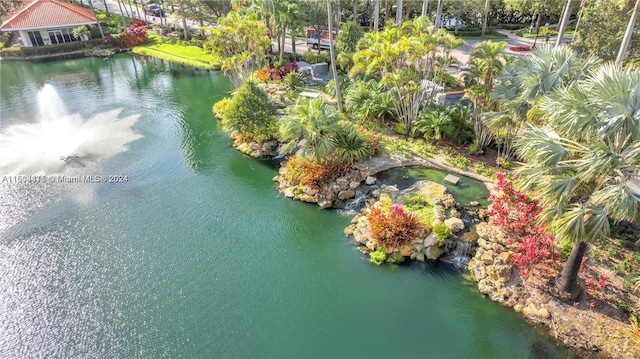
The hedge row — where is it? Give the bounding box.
[0,39,102,57]
[499,23,529,30]
[132,46,221,70]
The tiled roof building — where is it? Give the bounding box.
[1,0,97,47]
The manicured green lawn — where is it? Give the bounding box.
[133,33,220,70]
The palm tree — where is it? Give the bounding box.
[434,0,443,29]
[469,41,507,99]
[483,45,599,160]
[72,26,90,48]
[332,128,371,165]
[279,97,341,161]
[327,0,343,112]
[515,63,640,298]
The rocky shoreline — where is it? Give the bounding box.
[227,139,636,358]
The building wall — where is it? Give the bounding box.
[20,26,88,47]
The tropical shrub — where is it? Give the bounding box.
[0,31,12,48]
[212,98,232,119]
[433,222,450,242]
[301,50,331,64]
[331,129,371,165]
[369,247,387,265]
[367,203,423,248]
[282,72,305,90]
[510,232,558,276]
[223,81,278,143]
[119,20,148,48]
[490,173,559,276]
[488,173,541,237]
[255,66,271,83]
[282,155,346,189]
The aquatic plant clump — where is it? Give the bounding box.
[367,203,423,248]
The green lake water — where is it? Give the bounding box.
[0,55,572,358]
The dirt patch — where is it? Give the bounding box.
[517,243,640,358]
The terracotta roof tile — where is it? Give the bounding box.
[1,0,97,30]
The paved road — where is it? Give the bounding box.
[92,0,201,31]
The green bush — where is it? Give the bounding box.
[449,155,471,169]
[395,123,407,136]
[282,72,305,90]
[223,81,278,143]
[0,31,12,49]
[473,162,486,174]
[369,246,387,265]
[435,68,460,88]
[468,139,484,155]
[212,97,232,119]
[301,50,330,64]
[433,222,450,242]
[557,237,574,259]
[499,23,528,30]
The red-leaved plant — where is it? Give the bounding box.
[368,203,422,248]
[489,173,558,277]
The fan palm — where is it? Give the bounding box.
[515,63,640,298]
[486,45,600,159]
[332,128,371,165]
[279,97,341,161]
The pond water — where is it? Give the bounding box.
[0,55,572,358]
[376,166,491,206]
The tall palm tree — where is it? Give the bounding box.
[486,45,599,159]
[395,0,402,26]
[327,0,343,112]
[374,0,380,31]
[616,0,640,66]
[469,41,507,98]
[279,97,341,161]
[515,63,640,298]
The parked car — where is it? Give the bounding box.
[143,3,164,17]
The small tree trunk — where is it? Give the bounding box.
[116,0,128,27]
[374,0,380,31]
[481,0,490,36]
[291,29,297,58]
[434,0,443,29]
[353,0,358,22]
[395,0,402,26]
[556,241,588,299]
[554,0,573,50]
[180,0,188,40]
[421,0,428,17]
[103,0,110,16]
[279,25,286,64]
[616,0,640,66]
[88,0,105,39]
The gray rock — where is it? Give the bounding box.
[365,176,377,185]
[317,198,333,209]
[283,187,295,198]
[423,233,439,247]
[302,185,319,196]
[416,253,426,262]
[248,142,261,150]
[444,217,465,232]
[349,181,360,190]
[450,208,461,218]
[469,201,480,207]
[338,190,356,200]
